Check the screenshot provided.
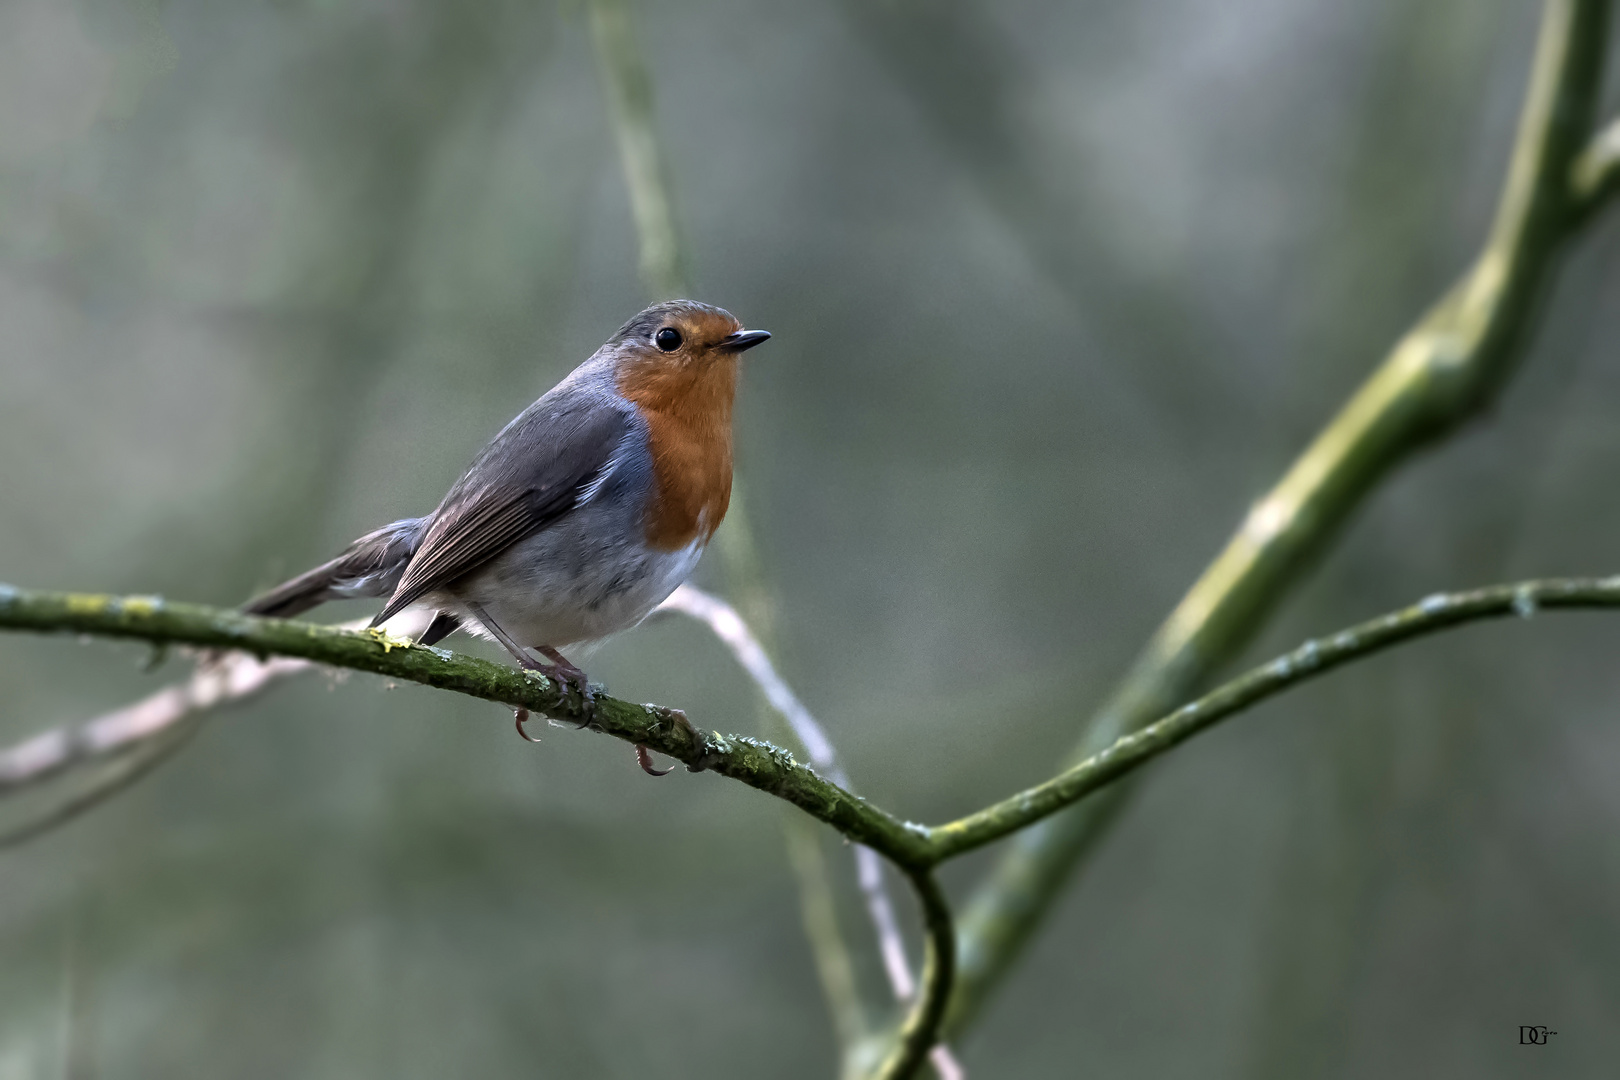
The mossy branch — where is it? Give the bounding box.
[8,574,1620,1073]
[0,583,962,1077]
[0,585,934,870]
[24,575,1618,863]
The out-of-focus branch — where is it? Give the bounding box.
[1569,113,1620,225]
[656,586,919,997]
[0,621,374,847]
[588,0,687,300]
[0,713,202,849]
[655,586,968,1077]
[941,0,1614,1040]
[657,586,841,769]
[586,1,915,1059]
[783,815,867,1050]
[0,650,326,798]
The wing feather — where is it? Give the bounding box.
[371,396,633,626]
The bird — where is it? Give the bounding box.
[243,299,770,763]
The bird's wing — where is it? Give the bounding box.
[370,397,634,626]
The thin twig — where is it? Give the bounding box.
[0,713,204,849]
[0,650,322,797]
[871,871,955,1080]
[927,576,1620,859]
[0,620,384,847]
[0,618,377,848]
[656,586,969,1076]
[657,585,918,994]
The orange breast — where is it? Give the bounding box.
[616,354,737,551]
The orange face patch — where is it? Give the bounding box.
[615,309,743,551]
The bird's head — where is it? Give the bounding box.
[609,300,770,415]
[611,299,770,367]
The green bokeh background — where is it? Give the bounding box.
[2,1,1618,1076]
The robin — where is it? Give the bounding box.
[244,300,770,765]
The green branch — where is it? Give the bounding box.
[872,871,955,1080]
[926,576,1620,860]
[11,573,1620,865]
[0,586,936,871]
[14,573,1620,871]
[942,0,1615,1039]
[10,574,1620,1074]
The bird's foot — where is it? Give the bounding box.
[663,706,697,739]
[462,607,595,741]
[511,671,592,739]
[508,660,592,735]
[503,650,593,739]
[538,665,596,728]
[533,647,596,729]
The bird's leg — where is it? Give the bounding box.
[463,613,658,773]
[463,603,539,667]
[417,611,461,647]
[462,603,593,739]
[536,643,669,777]
[535,645,585,678]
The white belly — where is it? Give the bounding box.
[434,531,706,650]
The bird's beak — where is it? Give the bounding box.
[718,329,772,353]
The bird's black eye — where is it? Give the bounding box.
[655,327,683,352]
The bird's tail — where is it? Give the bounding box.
[243,517,427,620]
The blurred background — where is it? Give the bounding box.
[2,0,1619,1076]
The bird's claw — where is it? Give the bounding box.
[515,708,542,743]
[511,666,594,742]
[636,744,674,776]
